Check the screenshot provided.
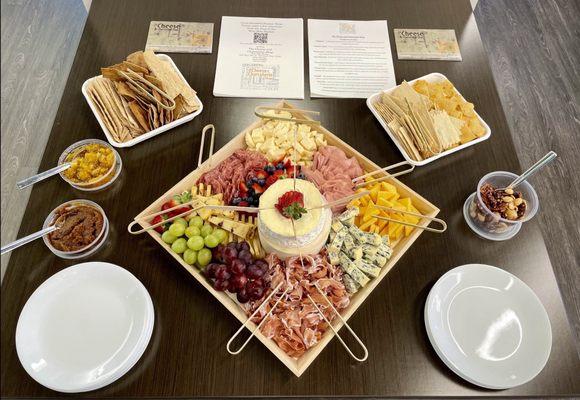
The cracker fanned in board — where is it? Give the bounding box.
[87,50,199,143]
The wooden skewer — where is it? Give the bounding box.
[198,124,216,169]
[352,161,415,188]
[254,106,321,125]
[305,190,370,212]
[373,205,447,233]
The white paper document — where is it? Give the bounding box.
[213,16,304,99]
[308,19,396,98]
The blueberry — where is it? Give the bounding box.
[257,178,266,186]
[251,177,258,183]
[247,188,255,196]
[252,197,260,206]
[232,197,241,205]
[297,173,306,179]
[264,165,275,174]
[276,162,284,170]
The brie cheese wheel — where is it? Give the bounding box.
[258,179,331,258]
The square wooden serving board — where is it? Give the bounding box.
[135,101,440,377]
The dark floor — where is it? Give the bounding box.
[475,0,580,354]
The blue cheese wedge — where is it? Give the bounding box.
[338,208,359,225]
[377,243,393,259]
[342,273,360,294]
[338,252,370,287]
[328,250,340,265]
[346,245,363,260]
[354,259,381,278]
[362,244,378,258]
[348,225,368,244]
[376,254,388,268]
[363,231,382,246]
[343,232,356,249]
[331,219,345,232]
[328,229,348,253]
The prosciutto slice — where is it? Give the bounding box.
[243,251,349,359]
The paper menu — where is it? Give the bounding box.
[213,16,304,99]
[308,19,396,98]
[145,21,214,53]
[394,29,462,61]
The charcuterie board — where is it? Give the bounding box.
[134,100,439,376]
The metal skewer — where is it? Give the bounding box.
[500,150,557,190]
[17,163,71,190]
[305,191,370,212]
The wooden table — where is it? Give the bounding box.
[1,0,579,397]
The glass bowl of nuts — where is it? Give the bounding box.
[463,171,539,241]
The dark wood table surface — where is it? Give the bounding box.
[2,0,579,397]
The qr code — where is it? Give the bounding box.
[253,32,268,44]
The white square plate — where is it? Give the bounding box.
[82,54,203,148]
[366,72,491,166]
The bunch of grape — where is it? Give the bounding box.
[205,242,270,304]
[161,215,228,269]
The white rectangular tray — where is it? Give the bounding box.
[366,72,491,166]
[82,53,203,148]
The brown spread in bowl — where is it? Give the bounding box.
[48,204,104,252]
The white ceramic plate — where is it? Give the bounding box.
[82,54,203,148]
[16,262,154,393]
[425,264,551,389]
[366,72,491,166]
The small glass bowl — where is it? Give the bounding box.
[58,139,122,191]
[42,199,109,259]
[463,171,539,241]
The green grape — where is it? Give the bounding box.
[204,234,219,248]
[187,236,205,251]
[189,216,204,228]
[184,226,201,238]
[168,223,186,237]
[171,238,187,254]
[174,217,188,227]
[213,228,227,243]
[161,231,177,244]
[200,224,213,238]
[183,249,197,265]
[197,248,212,267]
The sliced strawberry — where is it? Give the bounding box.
[284,159,293,170]
[252,183,264,195]
[151,214,168,233]
[161,199,180,211]
[265,175,278,187]
[273,169,286,178]
[168,206,191,218]
[239,200,250,207]
[239,181,249,193]
[255,169,268,179]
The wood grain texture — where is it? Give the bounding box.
[475,0,580,355]
[1,0,579,397]
[0,0,86,278]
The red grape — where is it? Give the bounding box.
[230,258,246,275]
[237,288,250,303]
[213,279,229,291]
[246,264,264,280]
[231,274,248,292]
[205,263,218,279]
[247,283,264,301]
[212,245,224,263]
[214,265,231,281]
[255,259,268,270]
[238,249,252,264]
[227,280,238,293]
[223,246,238,264]
[239,241,250,253]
